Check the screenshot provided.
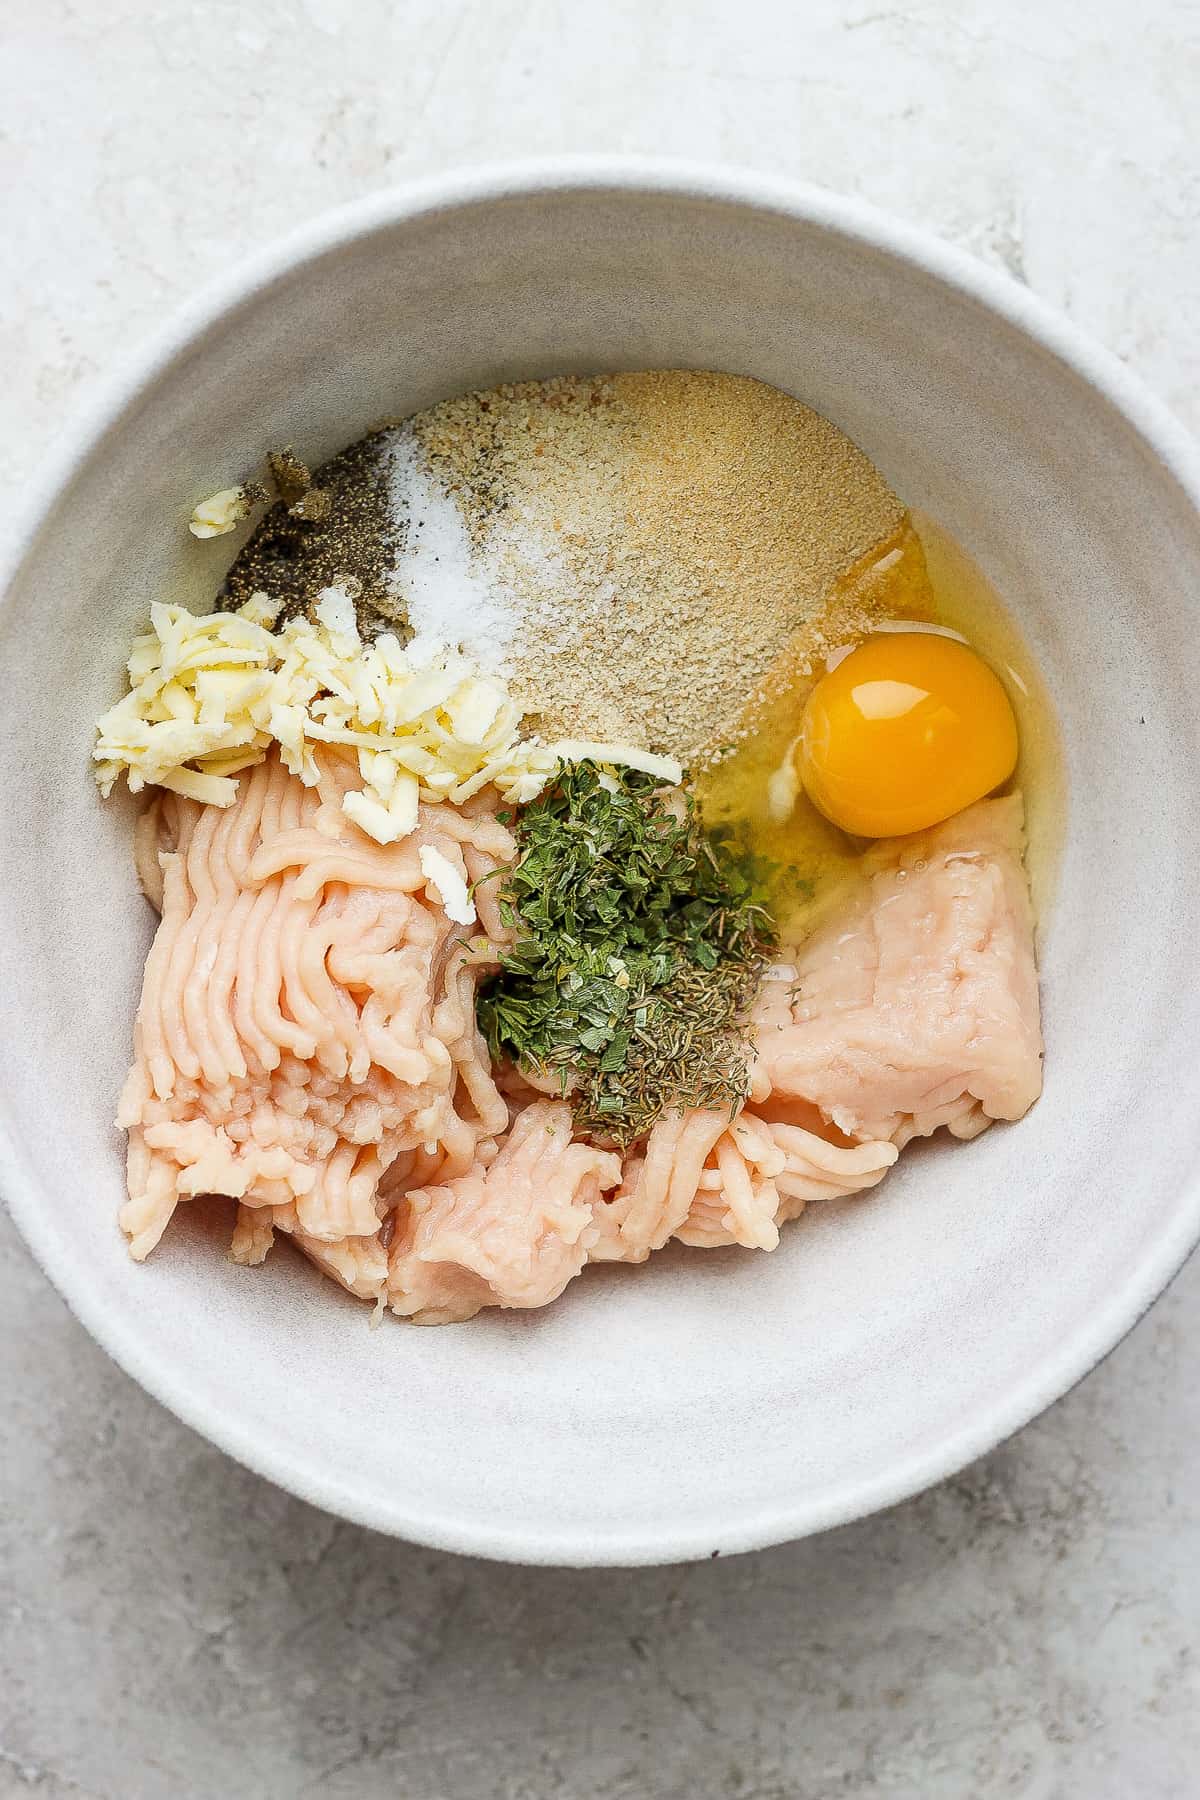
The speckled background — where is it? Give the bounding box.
[4,3,1200,1796]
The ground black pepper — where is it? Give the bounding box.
[222,430,408,638]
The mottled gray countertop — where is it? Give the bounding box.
[4,3,1200,1795]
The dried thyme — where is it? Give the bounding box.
[476,762,777,1148]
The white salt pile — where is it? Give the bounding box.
[380,426,526,672]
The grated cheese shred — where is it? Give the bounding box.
[93,587,682,844]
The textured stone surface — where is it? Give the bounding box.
[3,1,1200,1795]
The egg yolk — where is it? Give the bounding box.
[798,633,1019,838]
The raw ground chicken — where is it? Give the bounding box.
[120,746,516,1282]
[121,754,1043,1322]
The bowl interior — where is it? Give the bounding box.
[5,174,1200,1563]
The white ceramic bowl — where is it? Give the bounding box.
[5,160,1200,1566]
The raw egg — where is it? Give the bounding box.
[798,631,1019,838]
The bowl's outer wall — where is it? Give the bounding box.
[4,175,1200,1564]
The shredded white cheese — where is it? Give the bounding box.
[188,487,251,539]
[93,589,673,846]
[418,846,475,925]
[766,733,803,824]
[549,740,683,786]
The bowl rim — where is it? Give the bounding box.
[5,154,1200,1566]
